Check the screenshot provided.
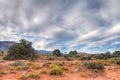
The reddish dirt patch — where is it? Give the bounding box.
[0,60,120,80]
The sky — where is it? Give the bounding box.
[0,0,120,53]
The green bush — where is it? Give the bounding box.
[83,61,104,71]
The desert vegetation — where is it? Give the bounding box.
[3,39,38,60]
[0,39,120,80]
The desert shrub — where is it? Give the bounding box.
[10,61,24,66]
[56,62,64,66]
[16,64,29,70]
[4,39,38,60]
[116,60,120,65]
[26,62,35,66]
[19,74,28,80]
[45,62,52,64]
[41,70,47,74]
[80,56,92,60]
[63,54,73,61]
[19,72,40,80]
[96,60,109,66]
[93,52,112,60]
[65,57,73,61]
[0,71,5,75]
[47,56,55,60]
[0,71,5,77]
[42,63,50,67]
[110,57,120,65]
[10,61,29,70]
[56,56,66,61]
[0,51,4,55]
[0,59,5,63]
[83,61,104,71]
[48,64,63,75]
[27,72,40,79]
[112,51,120,57]
[80,72,89,78]
[61,67,69,71]
[68,62,75,67]
[63,54,69,58]
[32,64,41,69]
[8,66,15,70]
[48,57,55,60]
[9,71,16,74]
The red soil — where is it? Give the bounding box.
[0,60,120,80]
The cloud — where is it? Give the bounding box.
[0,0,120,53]
[108,24,120,34]
[68,23,120,53]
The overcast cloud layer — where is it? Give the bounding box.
[0,0,120,53]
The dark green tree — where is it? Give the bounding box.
[105,51,111,58]
[52,49,61,56]
[112,51,120,57]
[94,51,111,59]
[4,39,38,60]
[69,50,78,56]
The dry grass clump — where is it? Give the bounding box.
[27,72,40,78]
[7,65,15,70]
[61,67,69,71]
[8,61,30,70]
[0,71,5,77]
[41,70,47,74]
[8,61,41,71]
[19,74,28,80]
[10,61,24,66]
[48,64,63,75]
[68,62,75,67]
[19,71,40,80]
[16,64,29,70]
[31,63,41,69]
[26,61,41,69]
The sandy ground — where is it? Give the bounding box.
[0,60,120,80]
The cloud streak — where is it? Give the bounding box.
[0,0,120,53]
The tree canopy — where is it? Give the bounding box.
[4,39,38,60]
[69,50,78,56]
[52,49,61,56]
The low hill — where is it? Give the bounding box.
[35,50,53,54]
[0,41,52,54]
[0,41,16,52]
